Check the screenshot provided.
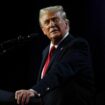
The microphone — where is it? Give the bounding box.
[17,33,39,40]
[1,33,39,45]
[0,33,39,54]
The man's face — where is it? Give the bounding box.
[40,11,68,44]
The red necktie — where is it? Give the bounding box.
[41,46,55,78]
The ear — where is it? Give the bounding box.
[65,19,69,26]
[65,19,70,31]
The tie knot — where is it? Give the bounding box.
[49,46,56,56]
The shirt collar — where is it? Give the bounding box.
[50,32,69,50]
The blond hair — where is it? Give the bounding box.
[39,5,69,25]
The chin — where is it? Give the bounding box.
[51,32,61,37]
[51,34,62,41]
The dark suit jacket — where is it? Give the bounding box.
[32,34,95,105]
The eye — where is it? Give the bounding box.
[44,20,49,25]
[53,18,59,23]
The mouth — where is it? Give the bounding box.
[50,29,59,34]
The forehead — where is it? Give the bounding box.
[41,11,61,21]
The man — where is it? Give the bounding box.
[1,5,95,105]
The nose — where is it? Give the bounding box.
[49,20,55,27]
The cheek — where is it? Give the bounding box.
[42,27,48,35]
[60,23,67,31]
[44,29,49,35]
[43,29,51,37]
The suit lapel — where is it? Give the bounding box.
[40,48,49,71]
[37,46,49,80]
[46,46,63,70]
[45,34,74,74]
[38,34,74,80]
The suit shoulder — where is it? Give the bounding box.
[73,37,88,44]
[69,37,89,50]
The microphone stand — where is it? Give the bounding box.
[0,33,39,55]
